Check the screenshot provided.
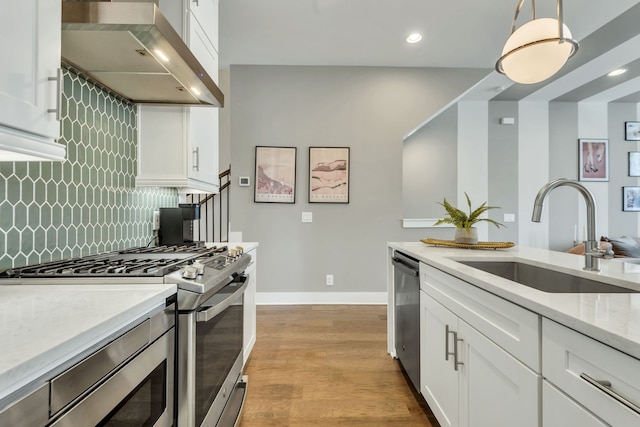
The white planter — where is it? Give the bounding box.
[455,227,478,245]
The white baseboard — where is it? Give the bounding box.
[255,292,387,305]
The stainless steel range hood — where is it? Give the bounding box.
[61,0,224,106]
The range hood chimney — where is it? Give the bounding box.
[61,0,224,107]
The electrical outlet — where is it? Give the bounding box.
[503,213,516,223]
[302,212,313,223]
[326,274,333,286]
[153,210,160,231]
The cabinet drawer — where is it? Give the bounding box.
[420,263,540,371]
[543,380,607,427]
[542,318,640,427]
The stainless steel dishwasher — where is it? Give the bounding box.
[392,251,420,392]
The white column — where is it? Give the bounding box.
[518,101,549,248]
[577,102,609,239]
[458,101,489,240]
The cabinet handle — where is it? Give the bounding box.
[445,324,452,361]
[193,147,200,172]
[580,373,640,415]
[452,332,464,371]
[47,68,62,121]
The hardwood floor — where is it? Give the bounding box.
[239,305,439,427]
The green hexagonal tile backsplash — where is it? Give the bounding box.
[0,69,178,270]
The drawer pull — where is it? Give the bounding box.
[580,373,640,415]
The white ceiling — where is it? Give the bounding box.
[219,0,640,102]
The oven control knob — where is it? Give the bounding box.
[182,266,198,279]
[192,261,205,275]
[235,246,244,255]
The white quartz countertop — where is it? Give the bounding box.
[389,242,640,360]
[0,283,176,403]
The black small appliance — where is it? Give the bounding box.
[159,204,201,245]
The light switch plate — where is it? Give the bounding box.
[239,176,250,187]
[302,212,313,223]
[503,213,516,223]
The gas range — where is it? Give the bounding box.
[0,244,250,309]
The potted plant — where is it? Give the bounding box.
[434,193,505,244]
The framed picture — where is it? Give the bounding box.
[578,138,609,182]
[309,147,350,203]
[625,121,640,141]
[629,152,640,176]
[623,186,640,212]
[254,146,297,203]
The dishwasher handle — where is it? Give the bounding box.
[392,257,419,277]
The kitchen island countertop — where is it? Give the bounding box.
[0,283,176,404]
[389,242,640,360]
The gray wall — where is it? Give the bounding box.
[228,65,487,294]
[403,104,457,219]
[488,101,519,243]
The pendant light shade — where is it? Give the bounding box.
[496,0,579,84]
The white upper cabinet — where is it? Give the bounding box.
[189,0,219,53]
[0,0,65,161]
[137,0,220,193]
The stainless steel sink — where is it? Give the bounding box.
[459,261,639,293]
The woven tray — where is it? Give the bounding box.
[420,238,515,250]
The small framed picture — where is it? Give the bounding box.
[625,121,640,141]
[254,146,297,203]
[309,147,350,203]
[578,138,609,182]
[629,152,640,177]
[623,186,640,212]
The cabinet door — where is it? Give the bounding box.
[1,1,60,139]
[458,320,539,427]
[189,0,218,52]
[543,381,608,427]
[421,291,459,427]
[188,107,218,186]
[0,0,62,162]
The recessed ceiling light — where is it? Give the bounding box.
[607,68,627,77]
[406,33,423,44]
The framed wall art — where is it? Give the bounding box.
[578,138,608,182]
[309,147,350,203]
[623,186,640,212]
[254,146,297,203]
[629,152,640,177]
[625,121,640,141]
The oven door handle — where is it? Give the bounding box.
[196,276,248,323]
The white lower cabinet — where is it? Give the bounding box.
[421,291,459,427]
[542,318,640,426]
[543,380,608,426]
[243,248,257,366]
[420,291,539,427]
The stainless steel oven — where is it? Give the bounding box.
[177,269,248,427]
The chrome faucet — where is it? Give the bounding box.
[531,178,613,271]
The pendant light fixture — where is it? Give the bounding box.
[495,0,579,84]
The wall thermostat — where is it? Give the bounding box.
[239,176,250,187]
